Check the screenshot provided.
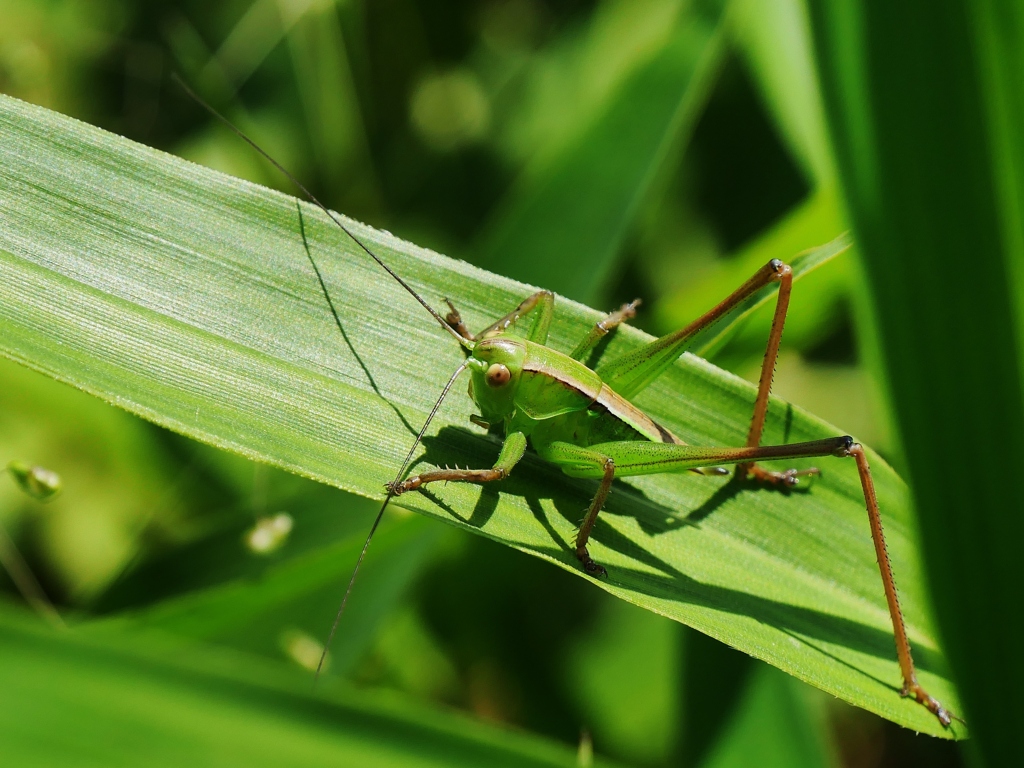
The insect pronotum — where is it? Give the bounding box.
[173,75,953,728]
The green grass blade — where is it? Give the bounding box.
[92,472,382,614]
[651,160,850,374]
[808,0,1024,760]
[698,665,835,768]
[674,230,851,360]
[0,93,960,736]
[93,515,444,676]
[476,1,726,304]
[730,0,834,186]
[566,600,683,763]
[0,608,603,767]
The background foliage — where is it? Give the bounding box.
[0,0,1008,765]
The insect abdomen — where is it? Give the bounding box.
[588,386,682,445]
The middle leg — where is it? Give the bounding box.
[576,457,616,577]
[569,299,642,361]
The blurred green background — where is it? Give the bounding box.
[0,0,974,765]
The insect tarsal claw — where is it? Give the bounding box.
[577,552,608,579]
[833,436,856,457]
[386,478,414,496]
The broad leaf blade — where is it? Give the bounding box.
[0,94,960,735]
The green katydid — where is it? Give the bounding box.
[175,77,952,729]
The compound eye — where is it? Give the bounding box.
[485,363,511,388]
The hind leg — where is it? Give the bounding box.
[540,436,952,728]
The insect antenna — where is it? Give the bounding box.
[173,75,479,682]
[313,359,469,681]
[170,74,470,349]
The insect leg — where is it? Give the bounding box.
[534,441,615,577]
[544,434,951,728]
[475,290,555,343]
[596,259,790,400]
[544,438,850,576]
[847,444,951,727]
[569,299,642,361]
[544,436,849,478]
[731,262,814,485]
[388,431,526,495]
[577,457,615,577]
[443,299,474,341]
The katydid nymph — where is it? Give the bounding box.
[176,78,953,729]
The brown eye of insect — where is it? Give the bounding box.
[485,363,511,387]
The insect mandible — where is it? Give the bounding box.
[174,76,952,729]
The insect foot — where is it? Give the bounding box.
[576,549,608,579]
[746,464,820,488]
[443,298,472,340]
[385,477,420,496]
[901,681,953,728]
[618,298,641,321]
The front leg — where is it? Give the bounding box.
[388,431,526,495]
[444,291,556,344]
[444,299,474,341]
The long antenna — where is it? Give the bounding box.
[171,73,470,349]
[172,75,475,679]
[314,360,469,680]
